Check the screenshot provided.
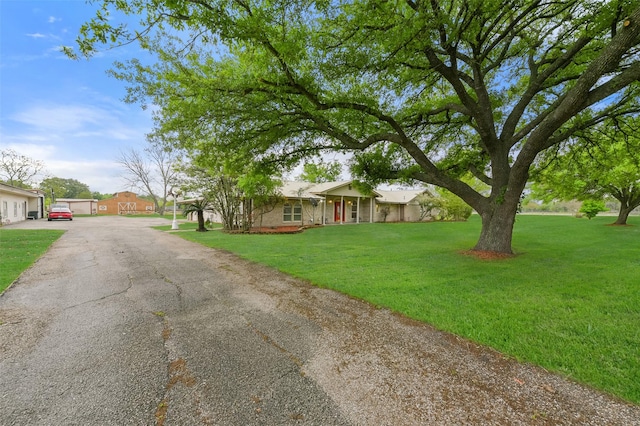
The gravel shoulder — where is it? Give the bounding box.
[211,250,640,425]
[1,217,638,425]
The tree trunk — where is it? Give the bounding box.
[242,198,252,231]
[473,203,518,254]
[613,206,631,225]
[470,176,523,255]
[611,192,640,225]
[196,211,207,232]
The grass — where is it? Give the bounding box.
[171,215,640,404]
[0,229,65,294]
[154,221,223,231]
[123,213,176,219]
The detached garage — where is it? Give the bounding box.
[55,198,99,215]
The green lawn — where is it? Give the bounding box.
[0,229,65,294]
[172,215,640,404]
[122,213,176,219]
[155,221,222,231]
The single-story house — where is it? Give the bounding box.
[55,198,99,215]
[185,181,436,229]
[253,181,434,228]
[0,183,46,224]
[96,191,155,215]
[253,180,380,228]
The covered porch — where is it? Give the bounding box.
[310,181,379,225]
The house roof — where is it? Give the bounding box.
[304,180,353,195]
[56,198,99,202]
[375,189,429,204]
[0,183,44,198]
[275,181,430,204]
[279,181,325,199]
[281,180,382,198]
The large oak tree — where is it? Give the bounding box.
[72,0,640,254]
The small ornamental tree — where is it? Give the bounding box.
[417,194,440,220]
[378,206,391,223]
[580,199,608,220]
[181,198,213,232]
[179,149,281,231]
[180,161,242,231]
[237,171,282,230]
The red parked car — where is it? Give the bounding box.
[48,207,73,221]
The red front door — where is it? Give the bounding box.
[334,201,343,222]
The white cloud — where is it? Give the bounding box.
[24,32,62,43]
[44,158,126,194]
[5,143,57,160]
[1,132,51,144]
[2,102,151,193]
[48,16,61,24]
[10,104,143,141]
[6,143,127,193]
[11,105,98,132]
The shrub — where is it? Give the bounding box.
[438,191,473,221]
[579,199,607,219]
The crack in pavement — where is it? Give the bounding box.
[155,314,212,426]
[62,274,134,311]
[247,321,304,371]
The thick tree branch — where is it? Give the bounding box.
[515,6,640,170]
[501,35,593,143]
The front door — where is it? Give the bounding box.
[334,202,342,223]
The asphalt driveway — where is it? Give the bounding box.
[1,216,638,425]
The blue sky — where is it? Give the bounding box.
[1,1,154,194]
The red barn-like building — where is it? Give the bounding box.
[96,191,155,215]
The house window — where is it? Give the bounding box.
[2,201,7,219]
[293,203,302,221]
[351,203,357,220]
[283,202,302,222]
[14,202,18,217]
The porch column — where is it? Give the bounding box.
[357,197,360,224]
[370,197,374,223]
[340,196,344,224]
[322,198,326,225]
